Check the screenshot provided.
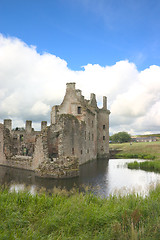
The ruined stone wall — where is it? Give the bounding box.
[97,109,110,157]
[46,124,62,159]
[11,130,36,156]
[0,124,34,170]
[5,156,33,170]
[32,135,47,169]
[35,155,79,178]
[57,114,80,157]
[0,118,80,178]
[0,124,6,164]
[52,83,85,123]
[33,119,79,178]
[80,110,97,164]
[0,83,110,178]
[55,111,98,165]
[51,82,100,164]
[3,127,13,159]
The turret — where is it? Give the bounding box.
[89,93,97,107]
[103,96,107,109]
[25,120,32,133]
[66,82,76,92]
[4,119,12,131]
[51,106,59,124]
[76,89,82,97]
[41,121,47,131]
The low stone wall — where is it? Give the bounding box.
[3,155,33,170]
[97,153,110,159]
[109,149,122,158]
[35,156,79,178]
[0,155,79,178]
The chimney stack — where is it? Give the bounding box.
[4,119,12,131]
[103,96,107,109]
[41,121,47,131]
[66,82,76,92]
[25,120,32,133]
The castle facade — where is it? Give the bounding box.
[0,83,110,178]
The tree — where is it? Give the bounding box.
[110,132,131,143]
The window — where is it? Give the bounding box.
[89,132,90,140]
[103,136,105,140]
[72,148,74,155]
[77,106,81,114]
[103,125,105,130]
[81,150,83,155]
[92,120,94,127]
[92,134,94,141]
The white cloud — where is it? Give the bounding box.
[0,34,160,134]
[30,101,50,116]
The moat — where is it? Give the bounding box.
[1,158,160,197]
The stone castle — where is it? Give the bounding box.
[0,83,110,178]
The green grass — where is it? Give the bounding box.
[116,153,155,160]
[110,141,160,160]
[1,186,160,239]
[128,160,160,173]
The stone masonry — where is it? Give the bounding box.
[0,83,110,178]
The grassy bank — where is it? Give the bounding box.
[128,160,160,173]
[1,187,160,239]
[110,141,160,160]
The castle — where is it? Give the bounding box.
[0,83,110,178]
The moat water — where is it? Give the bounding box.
[0,158,160,197]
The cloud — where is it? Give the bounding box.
[0,34,160,134]
[30,101,50,116]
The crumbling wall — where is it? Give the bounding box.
[0,124,33,169]
[11,130,37,157]
[32,129,49,169]
[35,156,79,178]
[6,156,33,170]
[3,127,13,159]
[47,125,59,158]
[97,109,110,157]
[0,82,110,178]
[57,114,81,158]
[0,124,6,164]
[81,110,98,164]
[33,119,79,178]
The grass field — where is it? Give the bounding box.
[1,186,160,240]
[110,141,160,160]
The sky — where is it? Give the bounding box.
[0,0,160,135]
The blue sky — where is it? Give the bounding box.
[1,0,160,70]
[0,0,160,135]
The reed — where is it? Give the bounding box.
[1,185,160,239]
[128,160,160,173]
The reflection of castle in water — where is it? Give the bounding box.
[0,83,110,178]
[0,158,109,194]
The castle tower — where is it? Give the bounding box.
[89,93,97,107]
[51,105,59,125]
[103,96,107,109]
[4,119,12,131]
[25,120,32,133]
[66,82,76,92]
[41,121,47,131]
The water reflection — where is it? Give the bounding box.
[0,158,160,197]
